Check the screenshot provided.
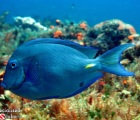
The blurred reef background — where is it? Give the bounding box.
[0,0,140,120]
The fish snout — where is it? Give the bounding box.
[2,67,25,90]
[0,82,6,88]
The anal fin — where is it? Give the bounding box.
[61,71,103,98]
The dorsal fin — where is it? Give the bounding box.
[22,38,98,58]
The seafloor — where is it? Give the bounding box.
[0,12,140,120]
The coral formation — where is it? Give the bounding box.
[0,14,140,120]
[14,16,47,30]
[53,30,63,38]
[79,22,87,30]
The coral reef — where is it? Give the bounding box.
[0,14,140,120]
[14,16,48,31]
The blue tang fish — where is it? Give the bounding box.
[0,38,134,100]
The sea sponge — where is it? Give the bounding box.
[53,30,63,38]
[56,19,61,25]
[128,34,139,41]
[79,22,87,30]
[14,16,47,31]
[76,32,83,40]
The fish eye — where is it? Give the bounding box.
[9,60,19,69]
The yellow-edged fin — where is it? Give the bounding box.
[85,63,95,69]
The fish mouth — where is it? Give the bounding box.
[0,82,6,89]
[2,67,25,90]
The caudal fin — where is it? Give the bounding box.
[98,44,134,76]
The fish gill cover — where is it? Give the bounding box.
[0,0,140,120]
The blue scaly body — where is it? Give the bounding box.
[1,38,134,100]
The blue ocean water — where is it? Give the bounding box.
[0,0,140,32]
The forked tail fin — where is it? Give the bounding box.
[98,44,134,76]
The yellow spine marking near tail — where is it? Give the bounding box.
[85,64,95,69]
